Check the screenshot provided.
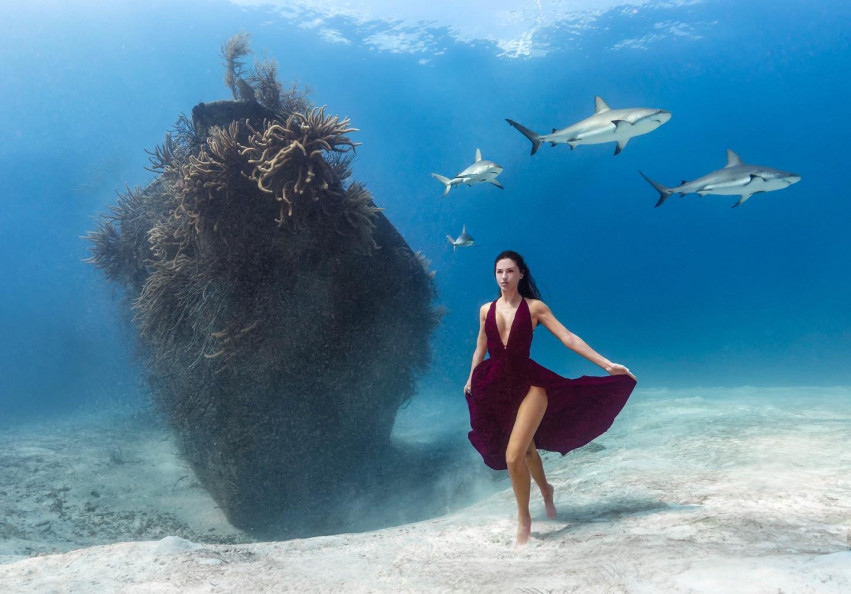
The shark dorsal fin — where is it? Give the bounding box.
[594,96,611,114]
[725,149,744,168]
[462,224,466,234]
[475,149,482,162]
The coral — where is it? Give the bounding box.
[177,120,250,235]
[336,182,381,252]
[241,108,359,224]
[145,132,177,174]
[86,185,169,293]
[221,31,252,101]
[247,55,313,115]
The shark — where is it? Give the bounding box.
[640,149,802,208]
[446,225,475,253]
[506,96,671,156]
[431,149,504,197]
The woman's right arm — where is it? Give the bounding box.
[464,304,489,395]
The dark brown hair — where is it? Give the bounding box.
[494,250,542,300]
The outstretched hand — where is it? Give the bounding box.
[463,382,472,396]
[607,363,636,381]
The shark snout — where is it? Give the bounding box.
[655,110,672,124]
[774,172,802,186]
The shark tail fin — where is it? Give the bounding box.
[505,119,543,156]
[639,171,675,207]
[431,173,452,197]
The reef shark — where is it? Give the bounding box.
[640,149,802,208]
[431,149,504,197]
[446,225,475,252]
[506,96,671,156]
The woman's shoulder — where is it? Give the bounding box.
[479,301,493,316]
[524,297,549,313]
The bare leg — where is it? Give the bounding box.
[525,441,557,519]
[505,385,548,545]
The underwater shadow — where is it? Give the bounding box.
[260,435,501,538]
[533,498,699,541]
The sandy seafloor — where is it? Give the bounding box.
[1,386,849,593]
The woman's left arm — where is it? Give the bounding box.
[533,300,635,379]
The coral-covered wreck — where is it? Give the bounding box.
[87,34,438,536]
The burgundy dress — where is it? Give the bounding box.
[466,299,636,470]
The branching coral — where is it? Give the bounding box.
[247,55,312,115]
[91,101,379,368]
[326,150,354,186]
[86,185,168,291]
[205,320,259,373]
[336,182,382,253]
[147,211,190,264]
[247,55,281,109]
[242,107,360,225]
[177,120,248,235]
[145,115,202,179]
[222,31,252,101]
[145,132,177,174]
[133,254,232,368]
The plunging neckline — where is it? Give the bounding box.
[496,298,524,349]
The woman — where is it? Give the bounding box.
[464,250,636,545]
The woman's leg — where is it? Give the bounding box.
[525,441,557,519]
[505,385,548,545]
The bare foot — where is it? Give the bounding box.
[516,515,531,546]
[543,483,557,519]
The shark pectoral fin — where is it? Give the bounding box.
[489,179,504,189]
[567,141,576,150]
[732,193,753,208]
[614,138,629,155]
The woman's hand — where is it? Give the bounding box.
[464,381,472,396]
[607,363,636,381]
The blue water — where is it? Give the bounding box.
[1,0,849,422]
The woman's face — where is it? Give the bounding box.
[495,258,524,293]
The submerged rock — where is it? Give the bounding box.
[87,45,438,536]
